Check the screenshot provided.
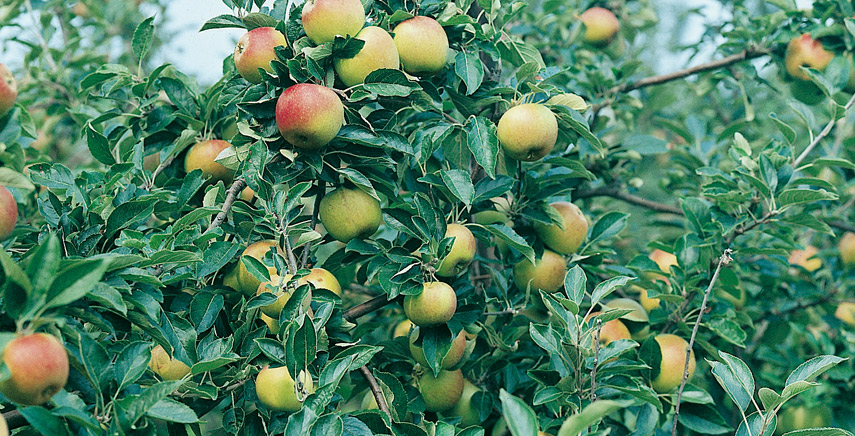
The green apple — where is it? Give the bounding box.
[334,26,400,87]
[255,365,315,412]
[444,379,482,427]
[256,274,314,317]
[301,0,365,44]
[775,405,832,435]
[649,334,695,393]
[835,302,855,327]
[319,187,383,242]
[533,201,588,255]
[260,313,281,334]
[404,282,457,326]
[418,369,464,412]
[392,16,449,75]
[0,186,18,240]
[513,250,567,293]
[148,344,191,381]
[0,333,69,405]
[785,34,833,81]
[237,240,280,295]
[436,224,477,277]
[409,327,466,369]
[234,27,287,83]
[585,312,631,345]
[0,64,17,118]
[839,232,855,265]
[184,139,235,183]
[497,103,558,161]
[393,319,414,338]
[275,83,344,151]
[579,7,619,45]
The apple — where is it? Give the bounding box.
[513,250,567,293]
[240,186,255,202]
[256,275,313,317]
[579,7,619,45]
[839,232,855,265]
[234,27,287,84]
[0,412,6,436]
[775,405,832,435]
[275,83,344,151]
[360,390,379,409]
[0,186,18,240]
[318,187,383,242]
[533,202,588,255]
[392,16,449,75]
[785,34,834,81]
[393,319,414,338]
[0,64,17,118]
[436,224,477,277]
[301,0,365,45]
[497,103,558,161]
[222,265,240,291]
[404,282,457,326]
[649,249,678,276]
[148,344,191,381]
[418,369,464,412]
[649,334,695,393]
[260,313,281,334]
[603,298,650,340]
[789,245,822,272]
[444,379,481,427]
[409,327,466,369]
[835,302,855,327]
[585,312,631,345]
[237,240,280,295]
[334,26,400,87]
[301,267,342,296]
[184,139,235,183]
[72,2,89,18]
[0,333,69,405]
[255,365,314,412]
[637,287,661,312]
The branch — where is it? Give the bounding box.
[205,179,247,234]
[359,366,390,415]
[829,220,855,234]
[300,181,325,268]
[145,153,176,190]
[575,186,683,215]
[5,409,26,431]
[793,92,855,167]
[672,249,733,436]
[591,319,602,402]
[343,294,394,322]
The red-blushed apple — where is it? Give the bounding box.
[148,345,191,381]
[0,186,18,240]
[237,240,280,296]
[789,245,822,272]
[0,333,69,405]
[318,187,382,242]
[436,224,476,277]
[418,368,464,412]
[0,64,17,118]
[404,282,457,326]
[497,103,558,161]
[579,7,620,45]
[334,26,400,87]
[785,34,834,81]
[513,250,567,293]
[255,365,314,412]
[301,0,365,44]
[533,201,588,255]
[392,16,449,75]
[234,27,287,83]
[275,83,344,151]
[184,139,235,183]
[650,334,695,393]
[835,302,855,327]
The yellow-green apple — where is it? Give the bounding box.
[497,103,558,161]
[275,83,344,150]
[436,224,477,277]
[839,232,855,265]
[255,365,315,412]
[256,275,313,317]
[393,319,414,338]
[513,250,567,293]
[72,2,89,18]
[585,312,631,345]
[649,334,695,393]
[636,287,661,312]
[0,412,6,436]
[835,302,855,327]
[360,390,379,409]
[260,313,281,334]
[785,34,834,81]
[0,64,17,117]
[418,369,464,412]
[533,201,588,255]
[392,16,449,75]
[234,27,287,83]
[444,379,482,427]
[409,327,466,369]
[0,186,18,240]
[602,298,650,340]
[404,282,457,326]
[237,240,280,295]
[301,0,365,44]
[789,245,822,272]
[239,186,255,202]
[774,405,832,435]
[319,187,383,242]
[184,139,235,183]
[0,333,69,405]
[648,249,678,277]
[148,344,191,381]
[299,267,342,296]
[334,26,400,87]
[222,265,240,290]
[579,7,619,45]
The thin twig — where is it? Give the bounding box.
[343,294,394,322]
[793,92,855,167]
[145,153,176,190]
[574,186,683,215]
[300,181,325,267]
[829,220,855,233]
[283,233,299,275]
[591,319,602,401]
[671,249,732,436]
[482,309,517,317]
[359,366,390,415]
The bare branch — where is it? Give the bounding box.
[575,186,683,215]
[344,294,394,322]
[205,179,247,234]
[359,366,390,415]
[591,319,602,402]
[794,92,855,167]
[4,409,26,431]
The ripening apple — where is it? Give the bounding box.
[393,319,414,338]
[184,139,235,183]
[637,287,661,312]
[585,312,631,345]
[436,224,477,277]
[300,267,342,296]
[788,245,822,272]
[0,412,7,436]
[255,365,315,412]
[404,282,457,326]
[72,2,89,18]
[579,7,620,45]
[319,187,383,242]
[409,327,466,369]
[0,64,17,118]
[835,302,855,327]
[839,232,855,266]
[237,240,280,296]
[334,26,400,87]
[497,103,558,161]
[234,27,287,83]
[785,34,834,81]
[0,333,69,405]
[649,249,678,276]
[301,0,365,44]
[534,202,588,255]
[418,369,464,412]
[392,16,449,75]
[239,186,255,202]
[602,298,650,340]
[275,83,344,151]
[444,379,482,427]
[148,344,191,381]
[774,405,832,435]
[0,186,18,240]
[513,250,567,293]
[260,313,281,334]
[649,334,695,393]
[256,275,313,317]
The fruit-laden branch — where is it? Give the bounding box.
[343,294,395,322]
[359,365,390,415]
[671,249,732,436]
[793,92,855,167]
[574,186,683,215]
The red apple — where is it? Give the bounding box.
[0,186,17,240]
[785,34,834,81]
[0,333,69,405]
[275,83,345,151]
[0,64,17,118]
[234,27,287,83]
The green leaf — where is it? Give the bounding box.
[557,400,629,436]
[758,387,781,411]
[782,430,854,436]
[86,123,115,165]
[190,292,224,332]
[200,14,245,31]
[587,212,627,245]
[785,355,846,386]
[44,259,110,309]
[0,168,35,191]
[591,276,633,307]
[20,407,71,436]
[708,351,754,411]
[777,189,837,208]
[498,389,538,436]
[362,69,420,97]
[147,398,199,423]
[564,265,586,306]
[454,51,485,95]
[482,223,534,263]
[466,116,499,178]
[132,16,156,62]
[440,169,475,206]
[242,12,277,30]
